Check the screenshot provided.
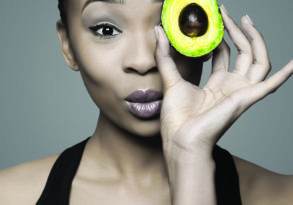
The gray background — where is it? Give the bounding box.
[0,0,292,174]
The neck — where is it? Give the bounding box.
[86,112,169,186]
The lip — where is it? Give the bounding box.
[125,89,163,103]
[125,100,162,119]
[124,89,163,119]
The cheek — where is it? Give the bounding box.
[70,34,125,108]
[76,43,121,81]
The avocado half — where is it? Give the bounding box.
[161,0,224,57]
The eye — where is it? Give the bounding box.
[89,23,122,39]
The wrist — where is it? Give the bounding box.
[173,151,215,171]
[163,139,214,165]
[168,156,216,205]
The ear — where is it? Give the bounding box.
[56,20,79,71]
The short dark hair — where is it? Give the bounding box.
[58,0,68,29]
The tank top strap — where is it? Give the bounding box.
[213,145,243,205]
[36,137,91,205]
[36,138,242,205]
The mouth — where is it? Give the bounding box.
[125,89,163,103]
[124,89,163,119]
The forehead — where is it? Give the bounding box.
[77,0,163,17]
[82,0,163,4]
[81,0,163,8]
[68,0,163,22]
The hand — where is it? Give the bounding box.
[155,5,293,205]
[154,5,293,161]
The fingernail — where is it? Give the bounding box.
[244,14,254,26]
[220,4,229,15]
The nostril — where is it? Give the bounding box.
[124,65,157,75]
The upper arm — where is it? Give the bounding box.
[271,174,293,205]
[0,165,38,204]
[0,155,58,204]
[232,154,293,205]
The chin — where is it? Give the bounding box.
[128,116,161,138]
[108,110,163,147]
[125,119,163,148]
[112,111,159,137]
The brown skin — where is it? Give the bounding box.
[1,0,293,204]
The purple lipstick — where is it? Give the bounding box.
[125,89,163,119]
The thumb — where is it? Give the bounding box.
[155,26,183,91]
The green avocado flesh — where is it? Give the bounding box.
[161,0,224,57]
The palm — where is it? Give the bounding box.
[159,69,253,150]
[202,70,252,113]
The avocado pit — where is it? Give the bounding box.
[179,3,208,37]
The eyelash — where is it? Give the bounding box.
[89,23,122,39]
[88,22,162,40]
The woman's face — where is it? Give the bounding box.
[58,0,206,137]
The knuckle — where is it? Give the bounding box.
[243,43,252,51]
[265,82,278,95]
[254,60,272,72]
[238,45,252,55]
[268,61,273,69]
[264,61,272,71]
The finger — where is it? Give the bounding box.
[211,39,230,73]
[220,5,253,76]
[155,26,183,90]
[239,60,293,106]
[240,15,272,83]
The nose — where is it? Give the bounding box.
[122,30,157,75]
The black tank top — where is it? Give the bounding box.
[36,137,242,204]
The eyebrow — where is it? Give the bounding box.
[82,0,162,12]
[82,0,124,12]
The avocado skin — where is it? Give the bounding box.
[161,0,224,58]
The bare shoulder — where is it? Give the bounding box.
[232,154,293,205]
[0,154,59,205]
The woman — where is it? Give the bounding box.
[0,0,292,204]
